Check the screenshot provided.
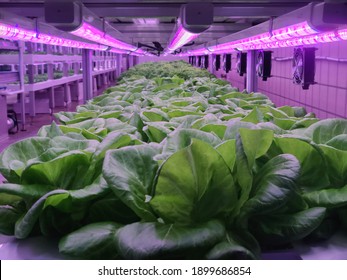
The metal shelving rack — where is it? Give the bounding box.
[0,40,25,139]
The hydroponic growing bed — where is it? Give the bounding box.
[1,61,347,260]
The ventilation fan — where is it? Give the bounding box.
[214,54,221,71]
[223,54,231,73]
[204,55,209,69]
[7,109,18,134]
[236,52,247,76]
[293,47,316,90]
[256,50,272,81]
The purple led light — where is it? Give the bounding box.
[168,25,200,52]
[0,22,108,50]
[182,25,347,56]
[271,21,317,40]
[337,29,347,40]
[0,23,36,40]
[186,48,210,56]
[109,48,130,54]
[239,28,347,51]
[194,21,319,54]
[71,22,138,52]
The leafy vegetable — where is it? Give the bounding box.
[0,61,338,260]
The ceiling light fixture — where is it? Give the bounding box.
[167,25,200,52]
[0,22,108,50]
[70,22,144,53]
[183,2,347,55]
[166,2,213,53]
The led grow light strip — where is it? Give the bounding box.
[184,21,321,55]
[109,48,130,55]
[237,28,347,51]
[167,25,201,53]
[0,22,108,50]
[208,21,318,52]
[185,28,347,56]
[71,22,144,53]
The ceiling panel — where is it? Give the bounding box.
[0,0,325,54]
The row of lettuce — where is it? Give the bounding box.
[0,61,347,260]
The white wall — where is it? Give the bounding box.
[137,55,188,64]
[214,40,347,119]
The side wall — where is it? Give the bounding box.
[138,55,188,64]
[214,40,347,119]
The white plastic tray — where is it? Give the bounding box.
[1,231,347,260]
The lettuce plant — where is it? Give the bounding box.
[0,61,341,260]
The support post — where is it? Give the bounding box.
[18,41,26,130]
[128,55,134,68]
[82,49,93,102]
[63,62,69,77]
[209,55,214,74]
[47,63,54,80]
[73,62,79,74]
[116,54,122,78]
[246,50,258,93]
[27,64,35,84]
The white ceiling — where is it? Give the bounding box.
[0,1,325,54]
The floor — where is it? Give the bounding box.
[0,83,115,182]
[0,101,81,153]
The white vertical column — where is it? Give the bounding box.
[128,55,134,68]
[209,55,214,74]
[116,54,122,78]
[18,41,26,130]
[82,49,93,102]
[133,56,138,67]
[246,50,258,93]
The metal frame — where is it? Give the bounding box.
[82,49,93,102]
[0,2,310,18]
[246,50,258,93]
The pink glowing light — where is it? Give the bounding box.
[0,23,36,40]
[238,29,346,50]
[337,29,347,40]
[0,22,108,50]
[181,25,347,56]
[167,25,200,53]
[271,21,317,40]
[109,48,130,54]
[109,47,149,56]
[189,21,319,54]
[186,48,210,56]
[71,22,138,51]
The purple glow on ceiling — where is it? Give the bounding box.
[71,22,138,52]
[132,18,159,25]
[0,22,107,50]
[167,25,200,53]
